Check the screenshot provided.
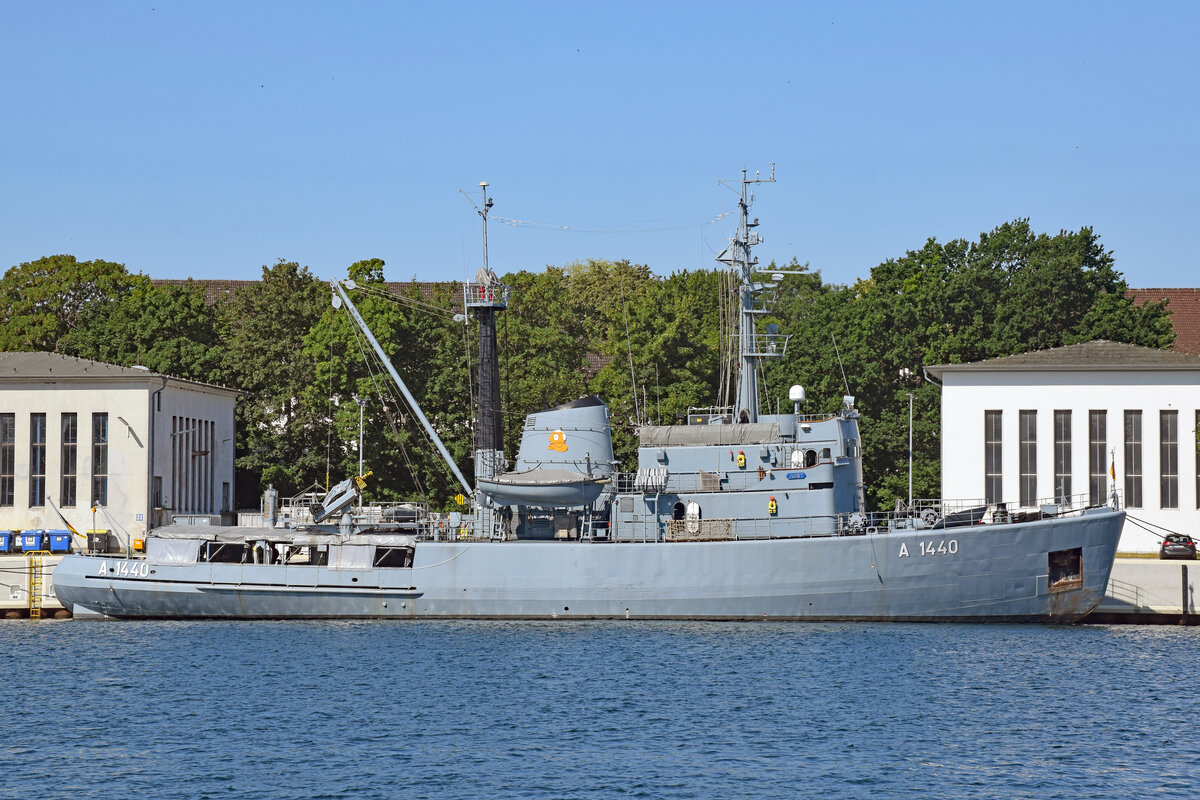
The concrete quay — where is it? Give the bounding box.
[0,553,67,618]
[1087,557,1199,625]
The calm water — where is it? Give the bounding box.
[2,620,1198,799]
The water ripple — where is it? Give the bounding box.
[1,621,1198,799]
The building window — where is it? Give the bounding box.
[1123,411,1142,509]
[1088,410,1107,507]
[984,410,1002,504]
[92,412,108,508]
[1195,410,1199,510]
[30,413,46,507]
[61,413,77,507]
[1054,410,1072,502]
[0,413,13,507]
[1160,410,1178,509]
[1019,410,1036,507]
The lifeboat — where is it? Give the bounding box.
[477,467,609,507]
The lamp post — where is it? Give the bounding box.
[899,368,915,508]
[353,395,368,477]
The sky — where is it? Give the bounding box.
[2,1,1197,289]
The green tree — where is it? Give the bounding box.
[496,267,593,456]
[61,279,224,382]
[777,220,1176,508]
[216,260,328,498]
[0,255,142,351]
[301,261,471,504]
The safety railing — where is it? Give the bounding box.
[463,281,509,309]
[838,492,1104,535]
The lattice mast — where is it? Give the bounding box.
[716,164,785,423]
[464,181,508,483]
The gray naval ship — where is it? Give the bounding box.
[52,169,1125,621]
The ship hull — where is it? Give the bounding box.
[51,509,1123,623]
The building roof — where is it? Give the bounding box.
[153,278,256,304]
[1129,288,1200,356]
[0,352,240,395]
[925,340,1200,378]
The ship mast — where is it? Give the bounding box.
[465,181,508,484]
[716,164,784,423]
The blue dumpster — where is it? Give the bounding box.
[47,530,71,553]
[20,530,45,552]
[0,531,11,553]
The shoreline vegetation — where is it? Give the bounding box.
[0,220,1176,509]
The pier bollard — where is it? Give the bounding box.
[1182,564,1190,626]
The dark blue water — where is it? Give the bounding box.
[2,621,1198,799]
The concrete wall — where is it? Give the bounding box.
[1100,559,1199,617]
[0,553,64,615]
[941,369,1200,552]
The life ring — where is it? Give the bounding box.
[736,450,746,469]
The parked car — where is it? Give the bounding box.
[1159,533,1197,560]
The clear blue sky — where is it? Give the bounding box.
[2,1,1196,288]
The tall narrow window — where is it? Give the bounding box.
[1160,410,1178,509]
[1088,410,1107,507]
[1054,410,1072,502]
[1123,411,1142,509]
[61,413,77,507]
[1019,410,1037,507]
[29,413,46,507]
[984,410,1002,504]
[0,413,13,507]
[92,412,108,508]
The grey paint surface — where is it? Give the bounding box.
[52,508,1123,622]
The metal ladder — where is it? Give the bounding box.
[27,551,48,619]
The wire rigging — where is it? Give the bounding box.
[334,290,472,502]
[1125,512,1193,541]
[345,316,429,502]
[352,282,459,320]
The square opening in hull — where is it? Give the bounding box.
[1048,547,1083,592]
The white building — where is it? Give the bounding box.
[0,353,238,546]
[926,341,1200,553]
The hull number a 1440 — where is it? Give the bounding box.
[898,539,958,558]
[97,560,151,578]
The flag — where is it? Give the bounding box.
[1109,459,1115,480]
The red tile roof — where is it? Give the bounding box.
[1129,288,1200,356]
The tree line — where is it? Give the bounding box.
[0,219,1174,509]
